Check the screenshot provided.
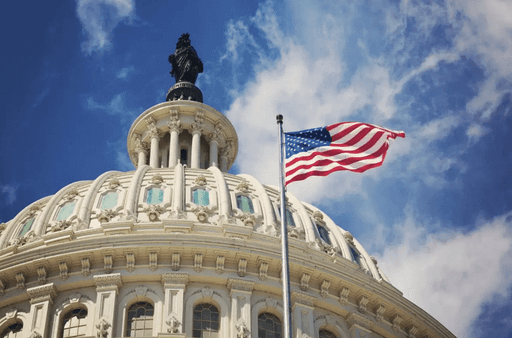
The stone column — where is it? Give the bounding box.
[219,140,232,172]
[227,279,254,338]
[93,273,122,338]
[132,133,148,169]
[209,123,222,167]
[291,292,316,338]
[26,283,58,338]
[161,273,189,336]
[209,138,219,168]
[190,110,204,169]
[168,110,182,168]
[147,117,161,168]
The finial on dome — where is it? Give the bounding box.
[166,33,204,102]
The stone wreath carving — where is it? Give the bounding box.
[98,210,117,223]
[50,220,73,232]
[166,314,181,333]
[190,205,213,222]
[236,320,250,338]
[96,318,110,338]
[144,205,164,222]
[236,212,256,228]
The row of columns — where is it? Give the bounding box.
[133,117,229,171]
[22,275,372,338]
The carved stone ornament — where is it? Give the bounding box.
[408,325,419,338]
[151,174,164,185]
[0,223,5,235]
[392,314,402,332]
[343,231,355,245]
[191,110,204,133]
[51,220,73,233]
[375,305,386,322]
[168,108,182,132]
[210,122,223,143]
[346,312,374,331]
[259,262,268,281]
[27,203,42,217]
[266,297,277,308]
[65,188,80,200]
[136,286,148,296]
[144,205,164,222]
[195,175,207,186]
[220,140,233,158]
[236,320,250,338]
[300,273,310,291]
[318,240,337,256]
[29,331,42,338]
[108,177,121,190]
[237,212,256,228]
[216,256,225,274]
[118,209,138,223]
[167,314,181,333]
[98,210,117,223]
[96,318,111,338]
[191,205,212,222]
[358,295,369,313]
[320,280,331,298]
[288,227,300,239]
[201,286,213,298]
[339,287,350,305]
[236,181,250,193]
[312,210,325,223]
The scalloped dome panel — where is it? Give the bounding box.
[0,166,386,282]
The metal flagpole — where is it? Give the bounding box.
[276,114,292,338]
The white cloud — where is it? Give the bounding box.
[76,0,135,55]
[86,92,138,125]
[0,185,18,205]
[116,65,135,79]
[375,210,512,338]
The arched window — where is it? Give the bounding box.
[316,225,331,245]
[1,321,23,338]
[56,201,76,221]
[193,188,209,206]
[100,192,118,210]
[278,208,295,227]
[146,188,164,205]
[18,218,34,237]
[258,313,282,338]
[193,303,219,338]
[319,329,337,338]
[126,302,154,337]
[60,307,87,338]
[349,246,361,265]
[236,195,254,214]
[180,148,188,165]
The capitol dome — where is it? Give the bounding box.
[0,35,455,338]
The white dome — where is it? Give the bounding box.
[0,165,454,338]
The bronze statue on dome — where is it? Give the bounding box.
[169,33,203,84]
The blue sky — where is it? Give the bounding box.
[1,1,512,337]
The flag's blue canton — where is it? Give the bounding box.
[285,127,332,159]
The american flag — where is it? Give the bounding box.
[284,122,405,185]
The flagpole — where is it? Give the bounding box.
[277,114,292,338]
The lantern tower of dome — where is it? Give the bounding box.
[127,33,238,172]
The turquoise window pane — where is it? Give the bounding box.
[147,188,164,205]
[19,218,34,237]
[193,189,209,206]
[317,225,331,245]
[56,201,76,221]
[236,195,254,214]
[100,192,118,210]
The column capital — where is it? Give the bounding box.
[162,273,189,287]
[93,273,122,292]
[191,109,205,134]
[27,283,58,304]
[291,291,316,308]
[146,116,163,140]
[227,278,254,294]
